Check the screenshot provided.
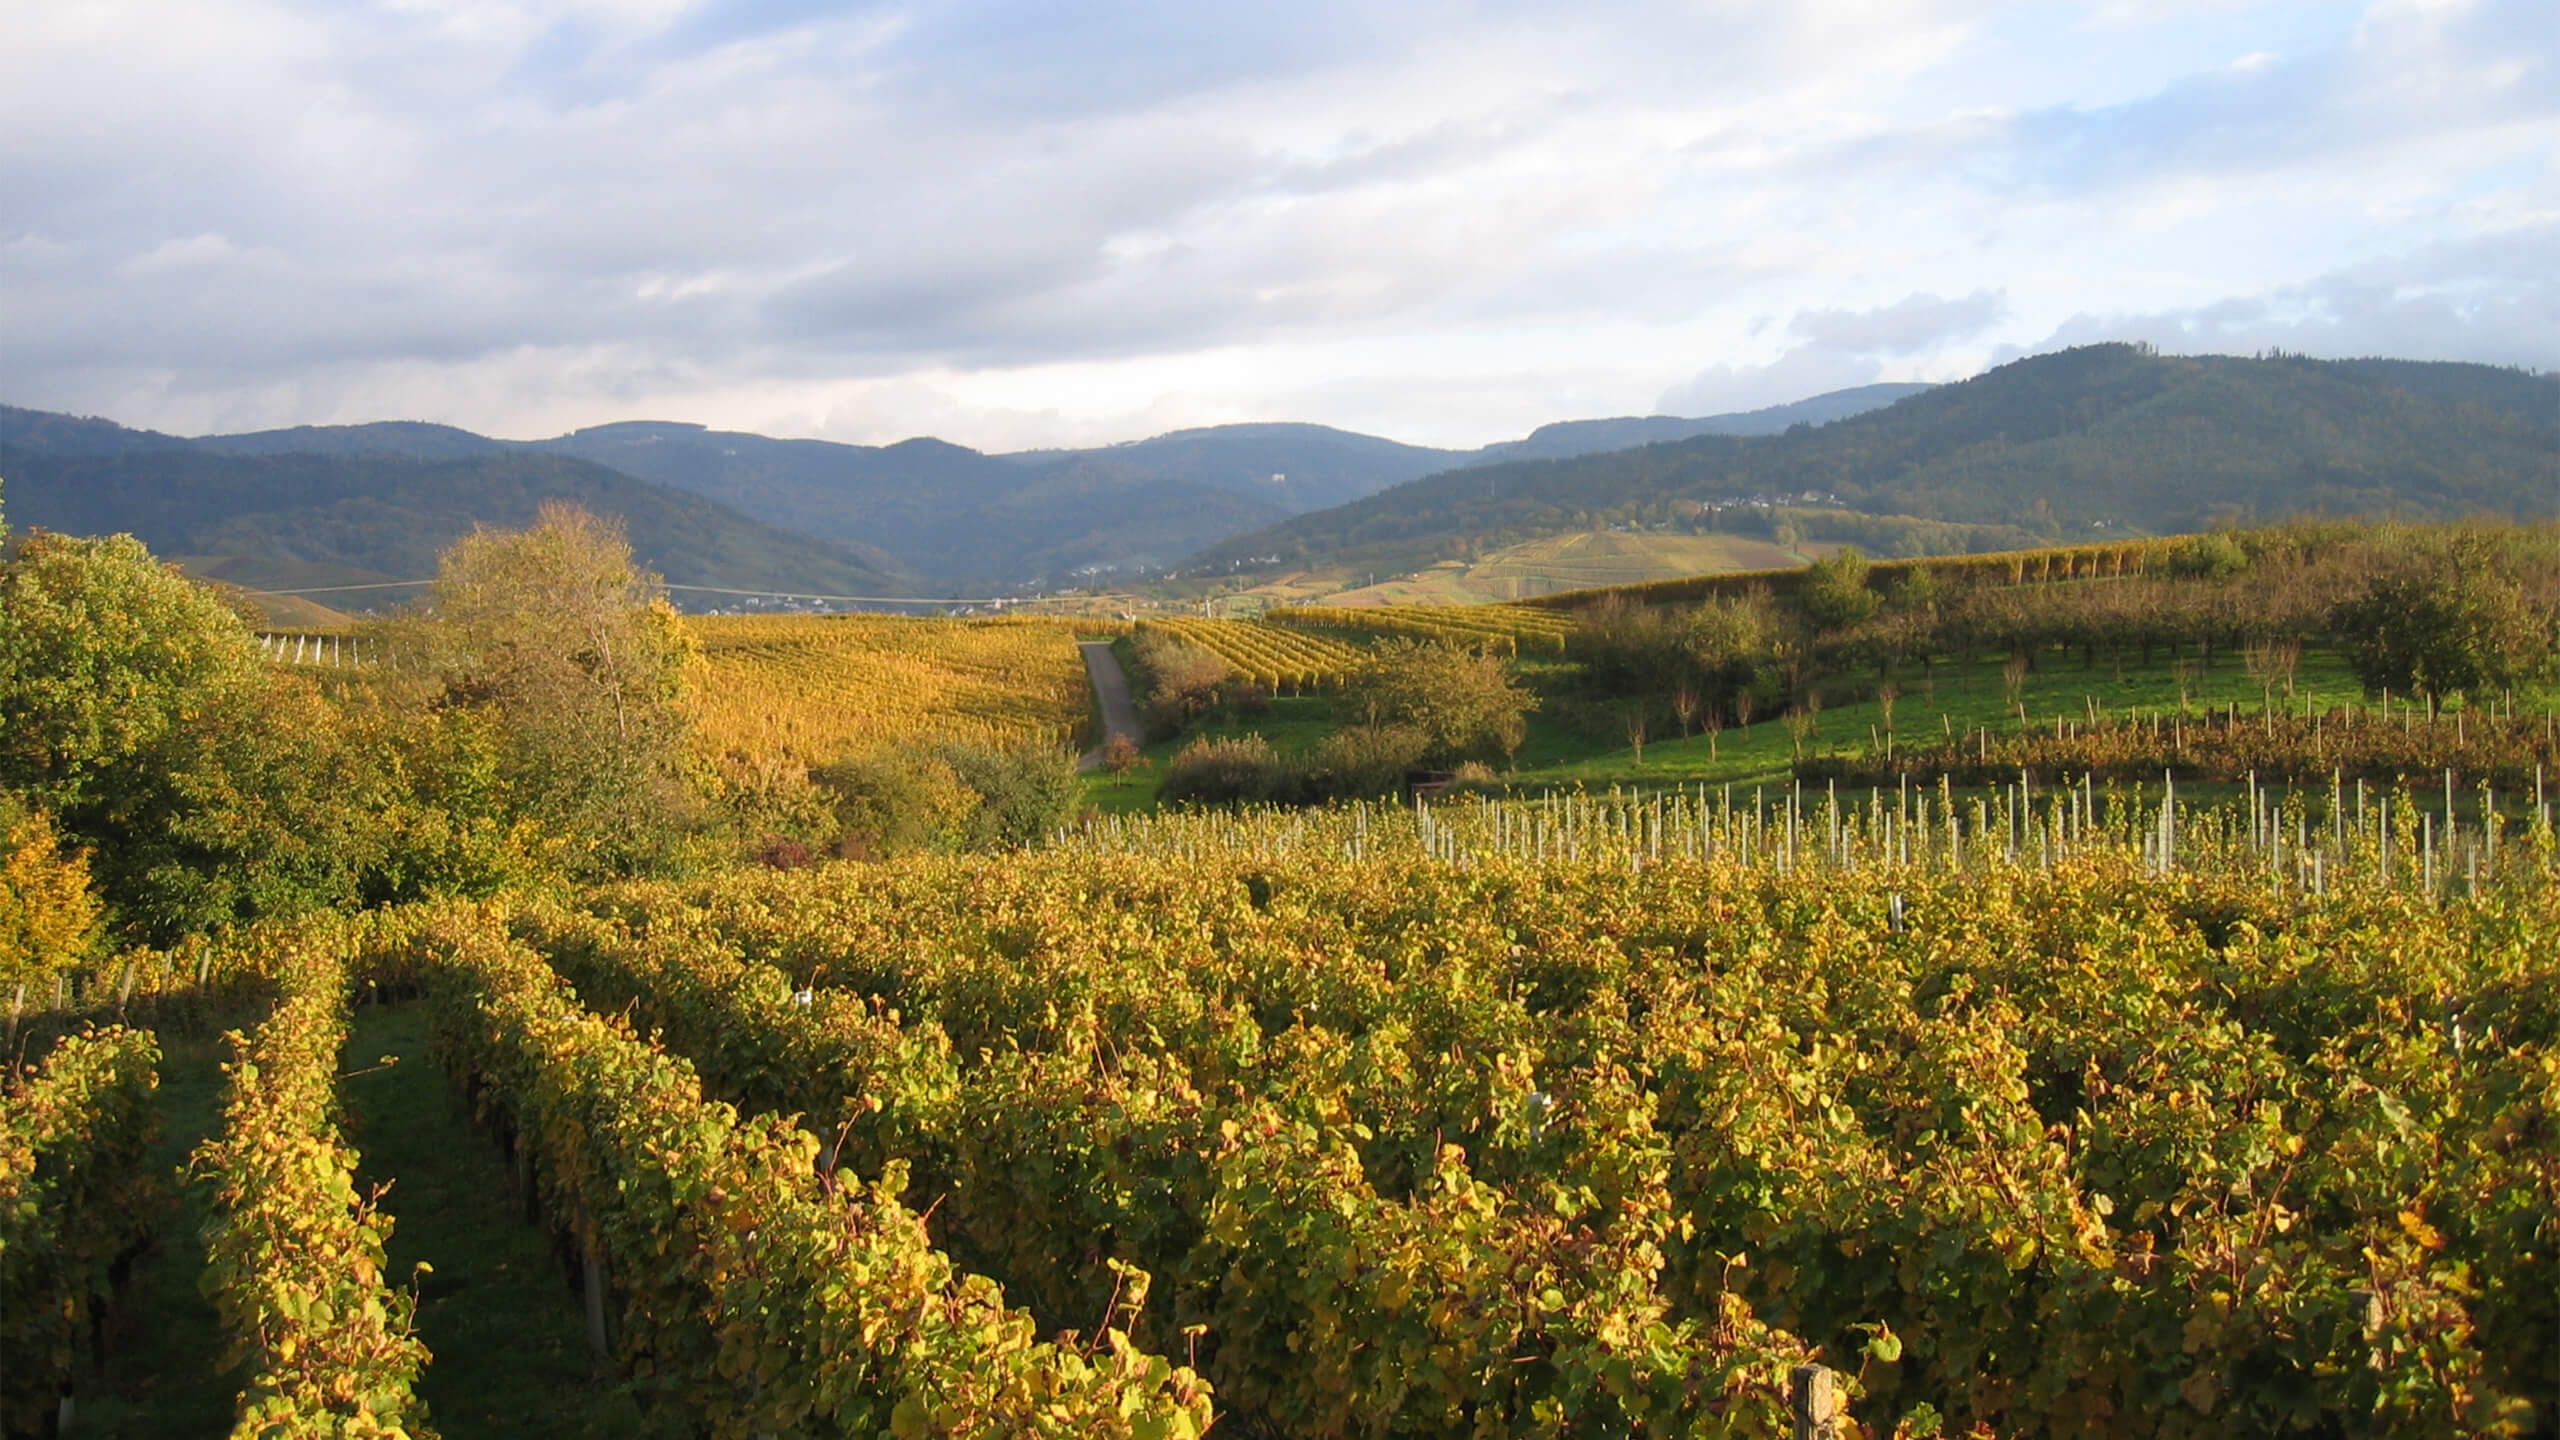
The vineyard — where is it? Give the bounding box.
[7,784,2555,1438]
[1266,604,1574,657]
[1134,617,1373,692]
[685,613,1112,766]
[1801,698,2560,791]
[1514,536,2198,612]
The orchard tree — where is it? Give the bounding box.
[2330,541,2553,701]
[1800,547,1880,633]
[1349,639,1539,767]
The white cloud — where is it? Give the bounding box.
[2013,222,2560,368]
[1,0,2551,449]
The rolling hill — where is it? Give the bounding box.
[1462,382,1937,465]
[0,407,910,606]
[129,385,1927,590]
[1187,347,2560,580]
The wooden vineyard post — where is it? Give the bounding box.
[581,1208,613,1364]
[1791,1363,1844,1440]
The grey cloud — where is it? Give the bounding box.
[4,0,2550,446]
[2009,224,2560,370]
[1657,288,2005,416]
[1790,289,2006,355]
[1655,345,1890,418]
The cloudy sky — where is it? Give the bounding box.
[4,0,2553,451]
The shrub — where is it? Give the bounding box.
[940,740,1082,849]
[1160,736,1294,807]
[1569,595,1690,695]
[0,803,102,994]
[1131,631,1234,738]
[811,751,981,858]
[1346,640,1538,767]
[2169,531,2248,580]
[1302,725,1430,802]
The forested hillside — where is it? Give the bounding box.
[536,422,1302,585]
[1191,346,2560,579]
[28,384,1924,591]
[1463,381,1936,464]
[0,408,909,600]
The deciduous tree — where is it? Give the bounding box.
[389,503,701,876]
[1348,639,1538,767]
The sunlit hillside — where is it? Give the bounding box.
[684,612,1121,768]
[1245,530,1825,607]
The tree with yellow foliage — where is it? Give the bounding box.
[0,803,103,1015]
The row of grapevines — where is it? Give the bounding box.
[516,900,1819,1437]
[192,931,436,1437]
[1514,535,2191,611]
[1800,702,2560,789]
[1136,618,1370,692]
[0,1026,160,1436]
[407,910,1214,1440]
[584,844,2557,1437]
[686,613,1101,768]
[1267,603,1573,656]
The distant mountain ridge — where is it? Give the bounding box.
[112,383,1929,589]
[1187,347,2559,580]
[0,407,909,604]
[27,356,2527,604]
[1466,383,1938,465]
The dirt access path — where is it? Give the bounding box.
[1077,640,1142,772]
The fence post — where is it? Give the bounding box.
[1790,1363,1843,1440]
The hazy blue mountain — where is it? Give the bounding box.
[197,420,510,461]
[1185,347,2560,579]
[26,359,2520,600]
[0,406,909,604]
[507,393,1929,583]
[1002,422,1466,513]
[532,421,1298,584]
[12,383,1934,590]
[1468,383,1936,465]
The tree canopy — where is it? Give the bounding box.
[394,502,703,877]
[1348,639,1539,766]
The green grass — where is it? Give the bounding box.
[1088,643,2539,812]
[1079,694,1341,815]
[1508,648,2388,791]
[70,1032,237,1438]
[338,1003,674,1439]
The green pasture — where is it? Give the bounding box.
[1084,641,2550,815]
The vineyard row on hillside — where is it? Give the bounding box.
[1516,534,2200,610]
[1800,700,2560,790]
[687,613,1106,766]
[191,933,435,1434]
[400,912,1215,1439]
[568,833,2558,1438]
[0,1026,160,1436]
[14,791,2557,1438]
[1265,603,1574,657]
[1134,617,1372,692]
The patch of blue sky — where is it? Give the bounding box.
[1891,1,2355,123]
